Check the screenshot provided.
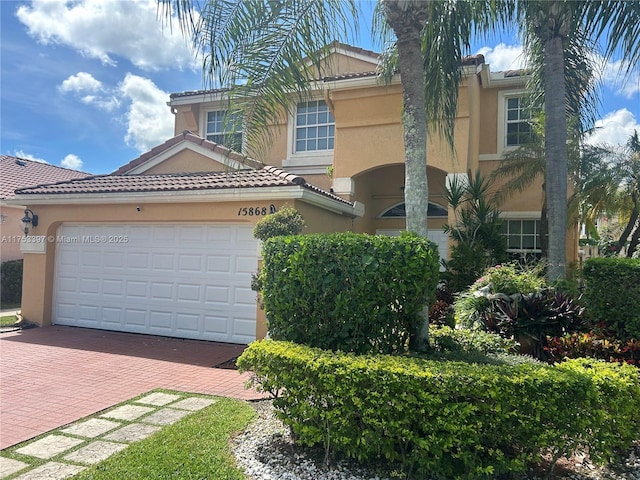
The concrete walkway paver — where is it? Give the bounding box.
[15,436,84,460]
[1,391,225,480]
[11,462,85,480]
[0,458,28,478]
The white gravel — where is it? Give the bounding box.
[232,400,640,480]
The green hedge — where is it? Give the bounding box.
[0,259,23,305]
[583,257,640,339]
[260,233,439,354]
[238,340,640,479]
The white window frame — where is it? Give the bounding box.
[500,217,542,255]
[284,99,334,171]
[202,109,244,152]
[496,90,532,156]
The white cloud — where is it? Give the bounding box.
[13,150,48,163]
[119,73,174,152]
[59,72,103,94]
[599,58,640,99]
[60,154,84,170]
[476,43,526,72]
[59,72,121,111]
[584,109,640,147]
[16,0,199,71]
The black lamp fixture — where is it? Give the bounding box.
[21,209,38,235]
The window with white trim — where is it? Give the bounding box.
[505,96,532,147]
[295,100,335,152]
[205,110,243,151]
[501,219,541,255]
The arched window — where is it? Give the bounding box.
[379,202,448,218]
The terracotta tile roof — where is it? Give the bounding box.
[322,71,377,81]
[113,131,263,174]
[14,166,353,206]
[0,155,89,200]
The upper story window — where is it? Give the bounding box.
[205,110,243,151]
[505,96,532,147]
[295,100,335,152]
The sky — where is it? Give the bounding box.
[1,0,639,175]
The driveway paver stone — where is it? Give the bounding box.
[135,392,181,406]
[103,424,161,443]
[141,407,191,426]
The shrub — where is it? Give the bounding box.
[260,233,439,354]
[0,259,23,305]
[547,332,640,366]
[583,257,640,339]
[487,290,586,360]
[238,340,640,479]
[429,325,517,355]
[252,206,305,241]
[454,263,547,330]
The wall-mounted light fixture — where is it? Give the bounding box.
[21,209,38,235]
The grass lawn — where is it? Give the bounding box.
[72,397,255,480]
[0,315,17,327]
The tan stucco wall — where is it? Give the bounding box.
[143,149,236,174]
[1,205,27,262]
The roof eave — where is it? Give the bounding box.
[9,185,362,217]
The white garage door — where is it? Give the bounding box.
[54,224,258,344]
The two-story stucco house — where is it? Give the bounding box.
[12,43,577,344]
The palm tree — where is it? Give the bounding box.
[513,0,640,282]
[576,131,640,257]
[161,0,497,351]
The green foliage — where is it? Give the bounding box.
[238,340,640,479]
[441,172,508,293]
[454,263,547,330]
[546,332,640,366]
[260,233,439,354]
[429,325,517,355]
[454,264,586,360]
[583,257,640,339]
[252,207,305,241]
[0,259,23,305]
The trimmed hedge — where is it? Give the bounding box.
[583,257,640,339]
[238,340,640,479]
[0,259,23,305]
[260,233,439,354]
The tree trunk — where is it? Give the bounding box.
[626,216,640,258]
[383,0,430,351]
[540,192,549,259]
[615,201,638,255]
[542,31,568,282]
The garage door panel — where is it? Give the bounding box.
[54,224,257,344]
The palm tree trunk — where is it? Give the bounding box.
[625,215,640,258]
[383,0,430,351]
[615,201,638,255]
[540,193,549,258]
[543,33,568,282]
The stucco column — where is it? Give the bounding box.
[332,177,355,199]
[19,238,50,327]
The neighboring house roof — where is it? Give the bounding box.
[0,155,88,200]
[112,131,263,174]
[14,166,354,206]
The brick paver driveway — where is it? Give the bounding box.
[0,326,262,449]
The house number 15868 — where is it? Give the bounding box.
[237,204,277,217]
